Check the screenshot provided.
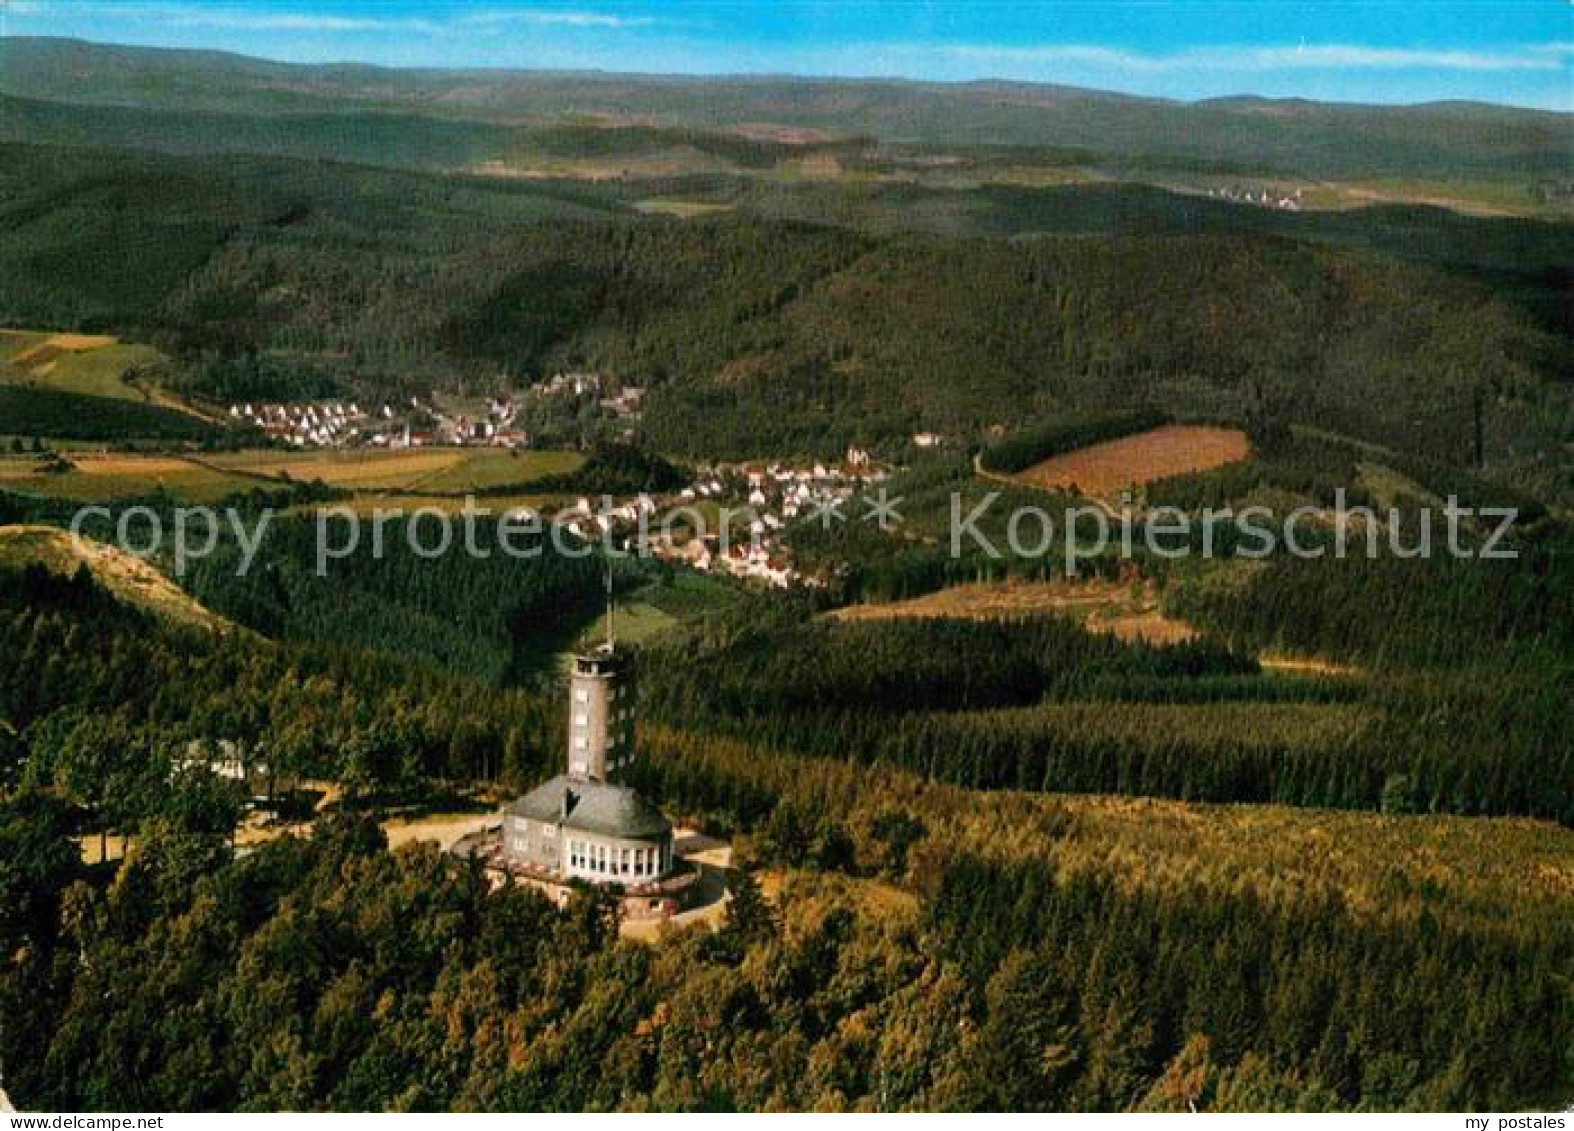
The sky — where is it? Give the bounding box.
[2,0,1571,110]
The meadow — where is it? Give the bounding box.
[0,34,1570,1110]
[203,447,583,493]
[0,453,256,502]
[0,447,585,507]
[0,331,162,400]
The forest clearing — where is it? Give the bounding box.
[0,329,211,421]
[1006,424,1251,498]
[830,576,1201,646]
[1,330,160,400]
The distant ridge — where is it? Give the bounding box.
[0,36,1567,180]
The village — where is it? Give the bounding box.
[229,394,530,449]
[227,369,649,451]
[1206,183,1305,210]
[229,366,898,590]
[560,446,889,589]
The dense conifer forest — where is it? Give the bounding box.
[1,34,1571,1112]
[1,140,1569,495]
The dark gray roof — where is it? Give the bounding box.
[505,775,671,840]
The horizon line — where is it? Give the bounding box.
[3,32,1571,115]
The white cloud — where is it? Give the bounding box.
[4,3,655,36]
[462,9,657,30]
[163,11,435,33]
[939,41,1572,75]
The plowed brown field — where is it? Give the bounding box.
[1009,423,1249,498]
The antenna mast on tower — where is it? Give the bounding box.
[604,562,615,650]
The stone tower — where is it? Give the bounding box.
[567,643,634,782]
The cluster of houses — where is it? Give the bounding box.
[532,371,647,427]
[230,396,529,450]
[657,448,886,588]
[230,400,371,446]
[421,396,527,448]
[557,494,661,541]
[1208,185,1304,210]
[533,371,602,398]
[521,448,885,590]
[601,386,645,420]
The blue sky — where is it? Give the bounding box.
[3,1,1571,109]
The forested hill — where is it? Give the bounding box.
[2,36,1570,181]
[1,141,1569,496]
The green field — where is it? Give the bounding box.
[0,447,587,507]
[559,572,743,670]
[0,329,223,442]
[407,448,584,492]
[292,492,564,517]
[0,454,256,502]
[633,198,737,219]
[202,447,584,493]
[0,330,172,403]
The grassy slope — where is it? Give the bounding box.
[0,524,231,631]
[0,328,224,418]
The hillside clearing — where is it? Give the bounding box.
[0,329,212,420]
[203,449,466,489]
[633,198,736,218]
[287,492,565,518]
[0,524,231,631]
[1008,423,1250,499]
[0,449,584,510]
[830,577,1199,645]
[829,576,1368,672]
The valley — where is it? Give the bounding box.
[0,28,1569,1116]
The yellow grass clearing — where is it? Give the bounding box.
[408,448,583,492]
[55,454,193,475]
[1259,655,1362,678]
[33,332,116,352]
[830,576,1368,669]
[0,524,231,631]
[831,577,1199,645]
[1010,424,1250,499]
[382,813,498,851]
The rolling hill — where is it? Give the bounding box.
[0,140,1568,498]
[2,37,1569,187]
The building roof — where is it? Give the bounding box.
[505,775,672,840]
